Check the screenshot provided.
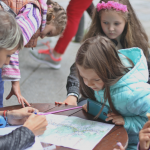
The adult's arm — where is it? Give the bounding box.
[0,108,47,150]
[0,126,35,150]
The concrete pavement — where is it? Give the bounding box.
[3,0,150,107]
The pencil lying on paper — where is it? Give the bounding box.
[38,106,82,115]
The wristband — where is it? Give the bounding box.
[67,93,79,99]
[3,110,7,120]
[3,110,9,126]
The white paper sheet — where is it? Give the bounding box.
[39,114,114,150]
[0,126,43,150]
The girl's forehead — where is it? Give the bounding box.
[77,65,99,78]
[100,10,124,21]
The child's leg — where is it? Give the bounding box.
[54,0,93,55]
[0,69,4,108]
[29,0,93,69]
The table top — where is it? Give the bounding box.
[0,103,128,150]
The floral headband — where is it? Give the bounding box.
[96,1,128,13]
[48,5,52,8]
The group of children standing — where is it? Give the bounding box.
[0,0,150,150]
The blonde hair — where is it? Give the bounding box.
[46,0,67,33]
[76,35,134,114]
[83,0,150,59]
[0,10,23,51]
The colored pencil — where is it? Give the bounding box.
[38,106,82,115]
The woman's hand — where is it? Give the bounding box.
[6,81,30,107]
[106,112,125,125]
[139,120,150,150]
[7,107,38,125]
[55,96,77,106]
[23,114,48,136]
[82,104,87,112]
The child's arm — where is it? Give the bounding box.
[2,51,30,107]
[55,63,79,106]
[139,121,150,150]
[55,96,78,106]
[2,4,42,106]
[66,63,80,101]
[6,81,30,107]
[2,51,20,81]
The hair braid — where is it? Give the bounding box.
[46,0,67,33]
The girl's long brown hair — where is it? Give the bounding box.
[83,0,150,59]
[76,36,134,114]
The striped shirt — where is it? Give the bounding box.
[2,2,47,81]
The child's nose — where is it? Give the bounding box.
[109,25,114,31]
[86,80,94,87]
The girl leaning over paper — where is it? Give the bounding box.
[76,35,150,150]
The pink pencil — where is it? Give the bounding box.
[38,106,82,115]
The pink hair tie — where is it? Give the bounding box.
[96,1,128,13]
[48,5,52,8]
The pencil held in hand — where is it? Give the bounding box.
[146,113,150,149]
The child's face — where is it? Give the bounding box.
[40,23,61,39]
[77,65,104,91]
[100,10,126,41]
[0,48,17,68]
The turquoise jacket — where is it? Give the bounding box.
[94,47,150,150]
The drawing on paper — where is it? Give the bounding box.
[39,114,114,150]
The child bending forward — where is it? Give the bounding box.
[75,35,150,150]
[0,0,67,107]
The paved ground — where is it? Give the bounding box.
[3,0,150,107]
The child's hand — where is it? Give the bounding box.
[106,112,125,125]
[55,96,77,106]
[113,142,125,150]
[82,104,87,112]
[6,81,30,107]
[139,120,150,150]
